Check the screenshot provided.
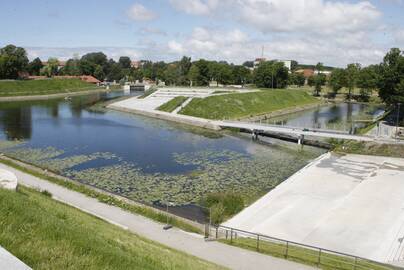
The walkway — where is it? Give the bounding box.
[217,121,376,141]
[0,245,31,270]
[0,163,314,270]
[224,153,404,264]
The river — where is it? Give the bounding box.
[2,92,378,221]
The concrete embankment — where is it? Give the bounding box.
[0,87,114,102]
[108,104,221,130]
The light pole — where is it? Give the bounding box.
[396,103,401,140]
[163,202,174,230]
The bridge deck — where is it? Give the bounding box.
[215,121,375,141]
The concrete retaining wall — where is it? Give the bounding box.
[108,105,221,131]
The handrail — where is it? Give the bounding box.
[215,225,396,270]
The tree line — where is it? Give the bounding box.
[1,44,403,105]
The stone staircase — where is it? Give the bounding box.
[149,88,213,99]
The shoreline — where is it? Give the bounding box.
[0,154,204,232]
[0,87,118,102]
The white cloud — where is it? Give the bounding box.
[394,29,404,44]
[167,26,386,66]
[127,3,157,21]
[169,0,220,15]
[237,0,381,35]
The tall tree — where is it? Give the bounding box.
[254,61,289,88]
[27,57,43,76]
[119,56,131,69]
[329,68,346,98]
[188,65,200,87]
[378,48,404,105]
[345,63,361,100]
[0,44,29,79]
[357,65,379,101]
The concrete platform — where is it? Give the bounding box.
[0,246,31,270]
[224,153,404,263]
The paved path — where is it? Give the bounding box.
[0,163,314,270]
[0,246,31,270]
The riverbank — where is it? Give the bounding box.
[179,89,320,120]
[0,160,313,270]
[0,186,222,270]
[0,155,203,233]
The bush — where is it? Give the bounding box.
[202,192,244,225]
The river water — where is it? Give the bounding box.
[2,92,373,221]
[260,102,384,132]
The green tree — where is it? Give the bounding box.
[163,65,178,86]
[378,48,404,105]
[242,61,254,68]
[94,65,105,80]
[254,61,289,88]
[60,59,80,76]
[309,74,326,96]
[295,72,306,87]
[118,56,131,69]
[27,57,43,76]
[345,63,361,100]
[0,44,29,79]
[232,65,251,86]
[188,65,200,87]
[106,63,123,82]
[328,68,346,98]
[357,65,378,101]
[40,58,59,77]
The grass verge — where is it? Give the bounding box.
[0,186,222,270]
[0,156,202,234]
[0,79,101,96]
[157,96,188,112]
[220,238,393,270]
[180,89,319,119]
[138,87,158,99]
[331,140,404,158]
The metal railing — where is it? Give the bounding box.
[211,225,397,270]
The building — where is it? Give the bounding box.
[295,69,314,78]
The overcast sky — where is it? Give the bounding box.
[1,0,403,67]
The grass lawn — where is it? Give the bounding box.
[0,79,100,96]
[220,238,392,270]
[0,186,223,270]
[180,89,319,119]
[157,96,188,112]
[332,140,404,158]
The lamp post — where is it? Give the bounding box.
[163,202,174,230]
[396,103,401,140]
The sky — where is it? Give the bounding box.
[1,0,404,67]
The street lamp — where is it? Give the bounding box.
[396,103,401,140]
[163,202,174,230]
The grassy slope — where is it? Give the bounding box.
[0,157,201,234]
[157,96,188,112]
[332,140,404,158]
[0,79,99,96]
[180,89,319,119]
[0,186,223,270]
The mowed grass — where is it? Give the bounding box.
[0,79,100,96]
[157,96,188,112]
[180,89,319,119]
[0,186,223,270]
[220,238,393,270]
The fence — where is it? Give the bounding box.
[211,225,397,270]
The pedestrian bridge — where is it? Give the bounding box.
[215,121,375,142]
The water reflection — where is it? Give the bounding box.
[0,106,32,140]
[265,103,384,131]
